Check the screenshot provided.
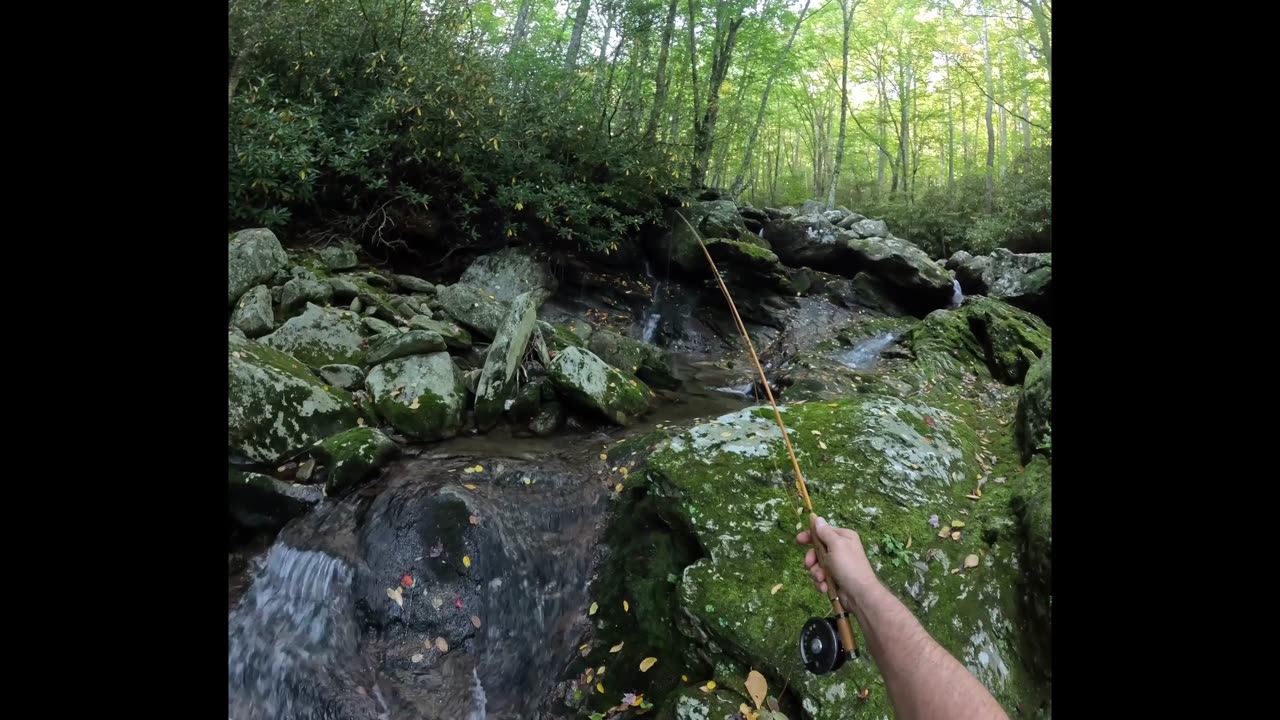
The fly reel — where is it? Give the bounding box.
[799,615,858,674]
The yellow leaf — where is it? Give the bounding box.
[610,642,624,653]
[409,399,421,410]
[597,666,606,676]
[434,637,449,653]
[515,202,524,211]
[386,587,404,607]
[623,600,630,612]
[596,683,605,694]
[463,555,471,568]
[745,670,767,709]
[682,675,689,682]
[640,657,658,672]
[599,453,608,460]
[615,483,623,493]
[463,483,478,490]
[951,520,966,528]
[620,467,628,477]
[770,583,783,595]
[708,680,717,690]
[357,417,366,427]
[589,602,599,616]
[631,694,645,707]
[818,440,828,450]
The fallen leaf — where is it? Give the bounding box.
[411,653,424,663]
[610,642,624,653]
[357,417,366,426]
[597,666,606,676]
[768,697,781,712]
[951,531,962,541]
[739,703,760,720]
[906,535,912,549]
[928,514,940,528]
[620,467,628,477]
[770,583,784,595]
[463,464,484,473]
[720,432,732,438]
[463,483,478,490]
[469,515,480,526]
[937,527,950,539]
[818,440,828,450]
[993,476,1007,484]
[434,637,449,653]
[615,483,623,493]
[745,670,768,709]
[470,614,482,628]
[682,675,689,682]
[859,687,870,700]
[584,667,595,683]
[386,587,404,607]
[951,520,966,528]
[579,644,591,657]
[596,683,605,694]
[704,680,717,692]
[964,554,980,569]
[924,416,936,427]
[965,494,981,500]
[640,657,658,672]
[600,454,608,460]
[431,597,443,609]
[590,602,599,615]
[463,555,471,568]
[455,597,464,609]
[409,399,421,410]
[401,575,414,588]
[623,600,630,612]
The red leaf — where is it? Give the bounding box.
[401,575,414,588]
[924,416,936,427]
[455,597,464,609]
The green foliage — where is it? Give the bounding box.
[228,0,683,254]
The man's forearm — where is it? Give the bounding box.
[851,581,1009,720]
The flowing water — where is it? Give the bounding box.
[835,332,899,371]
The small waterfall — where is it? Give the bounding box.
[835,333,899,370]
[468,668,487,720]
[640,257,663,345]
[714,383,756,399]
[949,278,964,309]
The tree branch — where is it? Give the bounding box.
[952,61,1050,134]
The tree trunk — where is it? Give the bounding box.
[563,0,591,74]
[509,0,534,53]
[983,14,995,213]
[643,0,681,145]
[898,59,912,198]
[730,0,811,198]
[947,67,955,186]
[1019,0,1051,85]
[593,2,616,108]
[690,11,744,187]
[827,0,857,209]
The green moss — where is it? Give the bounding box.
[906,297,1050,385]
[365,353,465,441]
[1015,352,1052,464]
[549,346,653,425]
[311,426,398,495]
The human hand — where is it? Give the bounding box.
[795,516,878,609]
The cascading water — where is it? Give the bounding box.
[835,332,900,371]
[949,278,964,309]
[640,257,664,344]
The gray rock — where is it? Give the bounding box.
[1016,352,1052,463]
[366,329,447,366]
[318,364,365,391]
[408,315,473,350]
[328,277,361,301]
[821,210,847,224]
[318,243,359,270]
[261,303,367,367]
[392,274,436,293]
[946,250,974,270]
[529,400,564,436]
[956,249,1051,322]
[459,247,557,304]
[228,333,364,463]
[438,284,509,339]
[350,297,363,313]
[800,199,826,216]
[699,200,749,240]
[228,468,324,529]
[508,378,547,423]
[231,285,274,338]
[548,347,652,426]
[365,353,466,441]
[844,235,954,306]
[280,277,334,314]
[474,291,540,430]
[847,218,890,238]
[362,316,399,336]
[229,228,289,307]
[836,212,867,229]
[587,327,678,390]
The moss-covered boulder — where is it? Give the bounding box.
[318,243,359,270]
[311,426,398,495]
[279,275,334,315]
[365,352,465,441]
[318,364,364,391]
[438,283,509,339]
[474,291,540,430]
[537,321,587,354]
[1015,353,1052,464]
[391,273,437,293]
[907,297,1050,385]
[705,237,794,294]
[365,329,446,366]
[626,397,1040,719]
[549,346,653,426]
[228,333,364,464]
[1013,456,1051,683]
[228,467,324,529]
[588,327,678,390]
[229,228,289,307]
[408,315,472,350]
[458,247,557,303]
[529,400,564,436]
[954,250,1051,323]
[844,235,954,308]
[261,303,368,368]
[231,285,274,338]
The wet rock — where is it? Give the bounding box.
[537,321,588,354]
[319,364,364,391]
[705,237,793,294]
[261,303,368,368]
[391,274,436,294]
[507,378,547,424]
[228,468,323,529]
[587,327,678,390]
[365,353,465,441]
[762,214,847,269]
[1015,352,1052,463]
[954,249,1051,323]
[319,243,359,270]
[311,426,398,495]
[366,329,447,366]
[548,346,652,426]
[228,333,364,463]
[408,315,473,350]
[280,276,334,315]
[1013,456,1052,677]
[700,200,750,240]
[438,283,509,340]
[474,291,540,430]
[231,285,274,338]
[529,400,564,436]
[844,235,954,309]
[459,247,557,304]
[229,228,289,307]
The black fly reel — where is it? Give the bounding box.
[799,614,858,674]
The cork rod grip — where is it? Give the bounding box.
[810,513,858,656]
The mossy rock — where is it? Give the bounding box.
[529,400,563,436]
[365,329,447,366]
[311,426,398,495]
[228,467,323,529]
[366,353,466,441]
[630,397,1040,719]
[228,333,364,464]
[261,303,368,368]
[537,321,587,354]
[318,364,364,391]
[438,283,509,340]
[588,327,679,390]
[231,285,274,338]
[408,315,472,350]
[1015,353,1052,464]
[549,347,653,426]
[318,243,359,270]
[1012,456,1051,685]
[474,291,540,430]
[906,297,1050,385]
[279,276,334,315]
[229,228,289,307]
[458,247,557,303]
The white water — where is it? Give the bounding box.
[836,333,899,370]
[949,278,964,309]
[468,668,487,720]
[640,257,663,344]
